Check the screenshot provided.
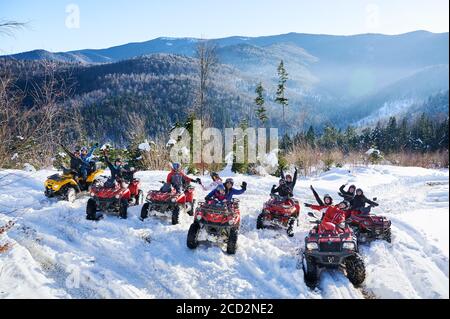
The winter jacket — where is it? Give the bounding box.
[271,184,293,197]
[206,190,227,202]
[104,156,133,181]
[80,145,97,169]
[309,204,346,226]
[61,145,82,173]
[281,169,298,192]
[310,185,325,206]
[166,170,193,193]
[338,185,355,202]
[206,186,246,202]
[351,194,378,211]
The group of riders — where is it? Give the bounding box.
[60,144,378,227]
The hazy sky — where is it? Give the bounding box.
[0,0,448,55]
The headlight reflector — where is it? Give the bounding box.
[306,242,318,250]
[343,242,355,250]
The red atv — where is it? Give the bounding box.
[256,194,301,237]
[187,199,241,254]
[346,204,392,244]
[302,212,366,288]
[86,178,144,220]
[140,183,196,225]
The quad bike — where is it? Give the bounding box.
[302,212,366,288]
[256,194,301,237]
[86,177,143,221]
[346,202,392,244]
[140,182,196,225]
[187,199,241,255]
[44,162,104,203]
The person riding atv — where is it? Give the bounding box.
[304,200,351,224]
[271,179,293,198]
[310,185,333,206]
[338,183,356,202]
[44,144,104,202]
[205,178,247,202]
[281,167,298,194]
[167,163,202,193]
[350,188,379,214]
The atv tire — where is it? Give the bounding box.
[187,222,200,249]
[287,218,295,237]
[172,206,180,225]
[256,212,265,230]
[86,198,97,221]
[135,190,144,206]
[303,256,318,288]
[140,202,150,220]
[226,227,239,255]
[345,254,366,286]
[119,199,128,219]
[66,187,77,203]
[384,228,392,243]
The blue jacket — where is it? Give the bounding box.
[80,146,97,168]
[206,186,245,202]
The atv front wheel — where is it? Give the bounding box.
[140,202,150,220]
[303,256,318,288]
[119,199,128,219]
[287,218,295,237]
[86,198,97,220]
[227,228,239,255]
[384,228,392,243]
[187,222,200,249]
[66,187,77,203]
[345,254,366,286]
[256,212,265,230]
[172,206,180,225]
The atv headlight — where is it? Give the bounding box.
[343,242,355,250]
[53,184,60,190]
[306,242,318,250]
[115,195,120,199]
[90,192,95,197]
[171,198,177,203]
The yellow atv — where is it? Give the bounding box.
[44,164,104,202]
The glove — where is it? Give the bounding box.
[196,178,202,184]
[295,167,298,173]
[94,142,99,148]
[304,203,312,208]
[310,185,313,190]
[241,181,247,190]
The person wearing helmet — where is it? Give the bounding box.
[281,167,298,194]
[271,178,293,198]
[205,184,227,203]
[338,183,356,202]
[60,144,83,173]
[206,177,246,202]
[351,188,379,214]
[205,172,223,191]
[304,201,349,227]
[310,185,333,206]
[166,162,201,193]
[79,143,99,182]
[103,151,133,182]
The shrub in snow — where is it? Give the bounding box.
[23,163,36,172]
[365,148,383,164]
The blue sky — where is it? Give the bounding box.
[0,0,448,55]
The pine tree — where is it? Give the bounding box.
[305,125,316,147]
[275,61,289,123]
[254,82,268,125]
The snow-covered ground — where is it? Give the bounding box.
[0,165,448,299]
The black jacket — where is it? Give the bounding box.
[271,184,293,197]
[61,145,82,172]
[310,186,324,206]
[105,156,134,181]
[339,185,355,202]
[281,169,298,192]
[351,194,378,210]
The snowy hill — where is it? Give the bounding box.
[0,165,448,299]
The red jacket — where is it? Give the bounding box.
[166,170,192,184]
[309,204,346,225]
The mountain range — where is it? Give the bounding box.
[1,30,448,142]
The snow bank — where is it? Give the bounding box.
[0,165,448,299]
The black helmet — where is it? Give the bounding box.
[339,200,350,210]
[225,178,234,185]
[323,194,333,204]
[211,172,219,180]
[279,179,286,185]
